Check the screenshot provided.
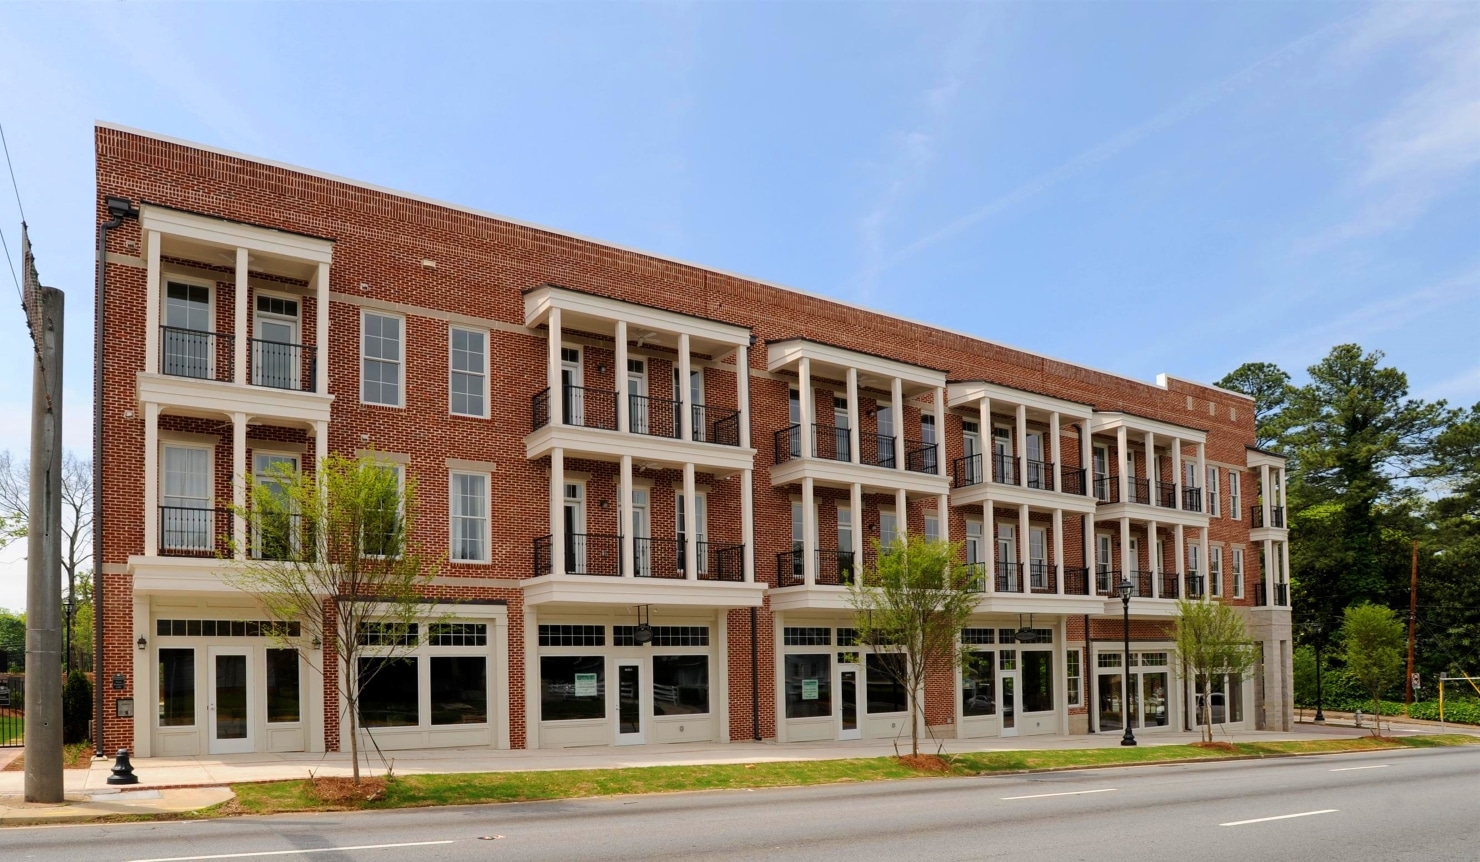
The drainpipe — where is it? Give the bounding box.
[1084,613,1093,733]
[749,607,760,740]
[94,195,138,757]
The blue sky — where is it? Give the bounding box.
[0,2,1476,608]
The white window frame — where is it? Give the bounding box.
[448,324,489,419]
[1209,546,1223,597]
[363,461,407,559]
[676,489,709,575]
[1232,549,1244,599]
[449,470,490,564]
[1066,648,1082,707]
[361,310,405,408]
[1207,466,1221,517]
[160,275,218,377]
[924,513,939,543]
[251,449,300,557]
[1229,472,1241,520]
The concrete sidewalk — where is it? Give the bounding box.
[0,786,234,825]
[0,723,1423,794]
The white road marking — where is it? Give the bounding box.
[1221,809,1339,827]
[1001,788,1118,800]
[1330,764,1389,772]
[125,841,456,862]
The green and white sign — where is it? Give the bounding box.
[801,679,819,700]
[574,673,599,697]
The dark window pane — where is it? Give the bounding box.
[202,620,217,637]
[1022,650,1054,713]
[784,653,831,719]
[266,649,301,723]
[652,655,709,716]
[172,620,187,636]
[431,657,488,725]
[540,656,605,721]
[158,648,195,727]
[157,619,169,637]
[866,653,908,714]
[187,620,202,637]
[962,650,996,716]
[357,657,418,727]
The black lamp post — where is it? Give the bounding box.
[1312,620,1325,724]
[1116,578,1137,746]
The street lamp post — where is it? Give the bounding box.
[1312,621,1325,724]
[1117,578,1137,746]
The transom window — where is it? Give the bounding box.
[962,628,995,645]
[539,624,605,647]
[358,622,419,646]
[428,623,487,647]
[256,295,299,318]
[613,625,709,647]
[156,619,301,638]
[783,627,831,646]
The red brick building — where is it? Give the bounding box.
[94,123,1293,757]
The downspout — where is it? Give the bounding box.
[749,607,760,740]
[1084,613,1093,733]
[94,195,138,757]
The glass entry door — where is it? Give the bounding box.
[838,665,861,740]
[208,647,253,754]
[615,660,645,745]
[999,650,1019,737]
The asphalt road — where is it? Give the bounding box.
[8,745,1478,862]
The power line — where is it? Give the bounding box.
[0,122,26,223]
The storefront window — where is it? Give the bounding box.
[1141,672,1169,727]
[431,656,488,725]
[866,653,908,714]
[962,650,996,716]
[358,657,419,727]
[541,656,605,721]
[1066,650,1081,707]
[652,655,709,716]
[158,648,195,727]
[785,654,831,719]
[1021,650,1054,713]
[1097,672,1123,731]
[265,648,300,723]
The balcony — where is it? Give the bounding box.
[1254,581,1290,607]
[158,506,233,558]
[1182,487,1203,513]
[993,452,1019,486]
[627,393,682,439]
[160,327,233,384]
[632,537,686,579]
[1063,566,1090,596]
[532,385,618,433]
[995,561,1024,593]
[961,561,987,591]
[1156,482,1178,510]
[249,338,317,391]
[1025,460,1053,491]
[770,426,947,496]
[700,542,746,582]
[1092,475,1210,527]
[1132,570,1154,598]
[775,548,858,588]
[533,533,623,577]
[692,405,742,447]
[1251,505,1286,529]
[952,454,984,488]
[904,440,938,475]
[1027,561,1056,594]
[1060,465,1087,496]
[1186,574,1206,599]
[1095,567,1120,596]
[528,384,751,473]
[1160,571,1181,599]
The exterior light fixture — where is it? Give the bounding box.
[1115,579,1136,747]
[136,635,147,650]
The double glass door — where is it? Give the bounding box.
[1096,653,1170,732]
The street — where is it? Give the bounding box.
[5,745,1477,862]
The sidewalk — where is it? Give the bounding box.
[0,724,1408,794]
[0,786,234,825]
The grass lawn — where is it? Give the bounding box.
[2,741,96,772]
[225,734,1479,818]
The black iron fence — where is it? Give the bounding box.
[1182,486,1203,513]
[1061,465,1087,496]
[861,433,897,468]
[1160,571,1181,599]
[1063,566,1090,595]
[995,561,1024,593]
[1028,561,1056,593]
[0,675,22,748]
[160,506,232,557]
[699,542,746,582]
[1156,481,1178,509]
[814,424,852,462]
[953,454,984,488]
[992,452,1019,486]
[775,548,857,587]
[693,405,742,446]
[1025,459,1053,491]
[534,533,623,576]
[628,393,682,438]
[160,326,233,382]
[250,338,316,391]
[905,440,938,474]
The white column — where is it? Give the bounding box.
[937,494,950,542]
[1118,516,1132,582]
[897,488,908,536]
[741,468,755,582]
[799,357,814,458]
[1174,524,1186,598]
[1115,427,1129,503]
[1145,431,1156,501]
[144,230,161,375]
[846,368,860,463]
[683,462,698,580]
[1171,436,1183,505]
[1019,503,1030,589]
[984,502,995,593]
[1276,466,1288,521]
[1085,512,1097,591]
[1264,538,1275,605]
[1050,412,1062,492]
[1052,508,1064,595]
[234,248,249,385]
[1148,520,1160,597]
[313,420,328,473]
[1281,540,1291,600]
[891,378,905,470]
[1015,404,1028,486]
[232,411,248,560]
[314,261,330,393]
[547,307,563,425]
[1080,419,1092,495]
[549,448,565,575]
[615,320,629,433]
[736,342,751,449]
[143,402,160,556]
[979,397,991,482]
[850,482,864,563]
[678,332,693,442]
[619,454,634,578]
[933,386,946,478]
[1200,526,1210,596]
[1196,442,1207,513]
[802,477,817,586]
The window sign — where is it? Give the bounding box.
[801,679,819,700]
[574,672,600,698]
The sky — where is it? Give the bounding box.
[0,1,1476,611]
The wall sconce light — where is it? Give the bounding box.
[136,635,147,650]
[311,636,323,650]
[599,499,610,510]
[869,523,878,533]
[866,408,875,417]
[748,334,758,348]
[598,364,608,373]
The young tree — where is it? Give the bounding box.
[227,452,431,784]
[1341,603,1405,737]
[848,532,978,758]
[1216,362,1293,450]
[1172,599,1257,743]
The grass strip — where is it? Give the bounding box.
[227,734,1478,817]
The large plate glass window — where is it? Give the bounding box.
[265,648,301,723]
[784,654,831,719]
[430,657,488,725]
[357,657,418,727]
[158,648,195,727]
[652,655,709,716]
[865,653,908,714]
[541,656,605,721]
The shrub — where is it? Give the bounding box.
[62,669,92,744]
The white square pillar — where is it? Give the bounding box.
[1196,442,1207,513]
[937,493,950,542]
[892,378,905,470]
[799,357,814,458]
[619,454,634,578]
[1148,520,1160,598]
[845,368,860,463]
[1115,426,1129,503]
[1015,404,1027,486]
[549,448,565,574]
[547,307,563,425]
[615,320,629,433]
[1145,431,1156,500]
[1050,411,1062,492]
[1171,436,1183,504]
[1053,507,1064,594]
[234,248,249,385]
[678,333,693,442]
[683,462,698,579]
[896,488,908,536]
[802,477,817,586]
[741,468,755,582]
[144,230,161,375]
[143,402,160,556]
[933,387,946,478]
[979,397,991,481]
[314,261,330,393]
[736,342,751,449]
[1174,524,1186,597]
[984,501,995,593]
[232,411,248,560]
[1118,517,1132,583]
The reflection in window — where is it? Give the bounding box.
[962,650,996,717]
[540,656,605,721]
[431,656,488,725]
[358,657,419,727]
[1022,650,1054,713]
[158,648,195,727]
[865,653,908,714]
[652,655,709,716]
[265,649,300,723]
[784,654,831,719]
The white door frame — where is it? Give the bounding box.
[999,652,1020,738]
[837,662,862,741]
[207,646,254,755]
[632,487,651,576]
[614,658,646,745]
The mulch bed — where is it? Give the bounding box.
[897,754,953,773]
[1190,742,1238,752]
[310,775,388,804]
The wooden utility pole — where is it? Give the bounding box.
[1405,539,1418,706]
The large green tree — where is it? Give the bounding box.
[1216,361,1293,450]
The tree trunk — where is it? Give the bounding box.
[347,652,361,784]
[1202,678,1213,744]
[909,681,919,758]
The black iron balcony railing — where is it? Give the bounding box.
[249,338,316,391]
[159,506,232,558]
[1126,476,1151,505]
[992,452,1019,486]
[1182,486,1203,513]
[814,424,852,462]
[633,536,686,579]
[693,405,742,446]
[1063,566,1090,596]
[775,424,802,463]
[1186,573,1206,599]
[1251,505,1286,528]
[1025,459,1054,491]
[861,433,897,468]
[1028,561,1056,594]
[1156,481,1178,509]
[775,548,857,587]
[1093,476,1118,503]
[531,385,619,432]
[905,439,938,474]
[160,326,233,383]
[698,541,745,582]
[1061,465,1087,496]
[1275,581,1288,606]
[533,533,623,576]
[1132,569,1154,598]
[995,561,1024,593]
[953,453,984,488]
[1095,567,1121,596]
[960,561,987,592]
[1160,571,1181,600]
[628,393,682,439]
